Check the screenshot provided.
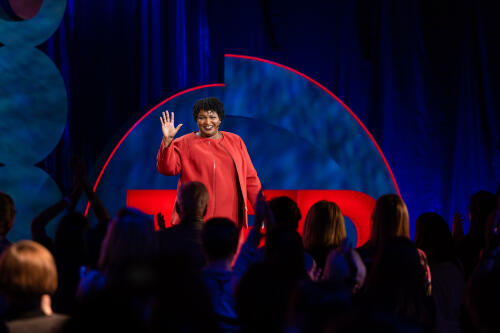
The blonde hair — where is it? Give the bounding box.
[369,194,409,247]
[0,240,57,299]
[303,200,346,253]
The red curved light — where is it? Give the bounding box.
[224,54,401,196]
[86,55,400,247]
[126,189,374,246]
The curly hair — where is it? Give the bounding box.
[192,97,225,121]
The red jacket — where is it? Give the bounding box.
[157,131,262,227]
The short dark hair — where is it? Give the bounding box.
[268,196,302,231]
[192,97,225,121]
[176,182,209,218]
[0,192,15,236]
[201,218,239,261]
[470,191,497,229]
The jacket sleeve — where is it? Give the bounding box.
[241,138,262,209]
[156,138,183,175]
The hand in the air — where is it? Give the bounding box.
[452,212,465,241]
[254,190,274,232]
[160,111,182,142]
[157,212,166,231]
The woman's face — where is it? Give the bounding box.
[196,109,221,138]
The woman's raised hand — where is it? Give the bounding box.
[160,111,182,144]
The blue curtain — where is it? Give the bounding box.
[40,0,500,233]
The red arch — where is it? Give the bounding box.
[224,54,400,196]
[86,55,400,247]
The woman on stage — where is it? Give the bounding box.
[156,97,262,228]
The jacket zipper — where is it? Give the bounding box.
[210,141,216,217]
[219,142,247,225]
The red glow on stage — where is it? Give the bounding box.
[126,189,374,247]
[224,54,401,197]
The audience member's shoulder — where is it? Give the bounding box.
[157,221,203,242]
[356,243,374,260]
[77,269,106,301]
[157,224,178,240]
[6,313,69,333]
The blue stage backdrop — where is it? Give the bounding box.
[0,0,67,241]
[45,1,497,238]
[1,0,498,240]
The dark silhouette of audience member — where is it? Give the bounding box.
[0,240,69,333]
[77,207,157,300]
[268,196,302,231]
[201,217,240,332]
[322,243,367,294]
[362,237,435,333]
[265,229,306,281]
[69,208,218,333]
[233,195,316,280]
[30,161,110,314]
[357,194,432,295]
[235,229,305,333]
[453,190,497,279]
[30,189,86,315]
[69,245,219,333]
[415,212,464,333]
[157,181,209,272]
[0,192,15,255]
[291,241,364,333]
[466,209,500,333]
[302,200,346,277]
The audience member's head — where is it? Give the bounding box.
[201,217,239,264]
[303,200,346,269]
[268,196,302,231]
[415,212,456,264]
[0,240,57,311]
[369,194,409,247]
[0,192,15,238]
[323,247,366,294]
[98,208,157,285]
[175,181,209,220]
[469,190,497,235]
